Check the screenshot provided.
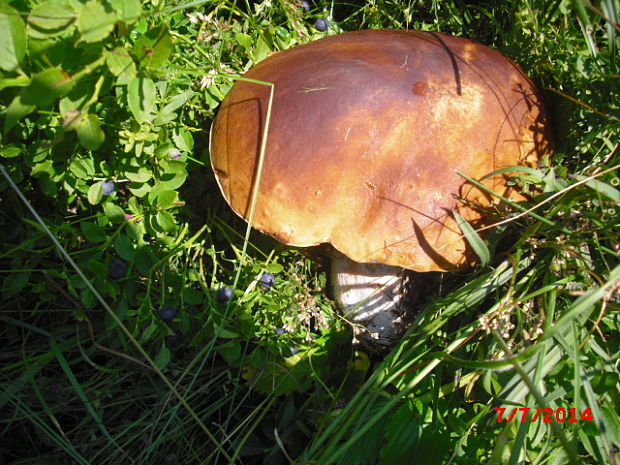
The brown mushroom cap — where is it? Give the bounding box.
[210,29,552,272]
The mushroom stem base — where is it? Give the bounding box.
[330,254,411,351]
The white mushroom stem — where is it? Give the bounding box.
[330,254,410,350]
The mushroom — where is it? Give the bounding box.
[209,30,552,351]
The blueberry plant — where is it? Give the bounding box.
[1,1,349,461]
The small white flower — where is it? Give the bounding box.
[199,69,217,89]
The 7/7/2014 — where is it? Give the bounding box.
[494,407,593,423]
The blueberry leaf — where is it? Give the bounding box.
[106,47,136,78]
[77,113,105,150]
[22,67,74,106]
[171,128,193,152]
[0,4,27,71]
[157,190,176,209]
[128,182,151,198]
[103,202,125,223]
[154,344,171,370]
[4,94,35,134]
[27,1,75,39]
[114,234,135,261]
[87,181,103,205]
[77,0,115,43]
[125,167,152,183]
[155,210,176,232]
[133,24,172,69]
[127,77,156,123]
[161,91,195,114]
[218,340,241,364]
[214,324,239,339]
[80,222,106,243]
[2,270,30,299]
[110,0,142,24]
[0,144,23,159]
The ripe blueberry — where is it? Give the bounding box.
[300,0,310,12]
[216,286,233,304]
[102,180,115,195]
[259,272,275,290]
[158,306,177,322]
[314,18,328,31]
[108,258,127,279]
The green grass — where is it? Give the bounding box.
[1,0,619,464]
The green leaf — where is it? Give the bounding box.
[135,247,156,275]
[128,182,151,197]
[574,175,620,203]
[0,143,23,158]
[218,341,241,364]
[161,91,195,114]
[106,47,136,78]
[265,263,284,274]
[153,112,177,125]
[77,0,116,43]
[87,259,107,277]
[114,234,135,261]
[22,67,74,106]
[181,288,203,305]
[0,75,30,92]
[453,209,490,267]
[157,190,176,209]
[59,79,91,115]
[252,36,271,63]
[69,157,95,179]
[235,32,252,51]
[2,271,31,299]
[154,345,171,370]
[160,172,187,191]
[213,324,239,339]
[127,77,156,123]
[62,110,82,130]
[87,181,103,205]
[110,0,142,23]
[103,202,125,223]
[31,159,55,178]
[155,210,176,232]
[125,167,152,183]
[4,93,35,134]
[27,1,75,39]
[38,176,58,196]
[133,24,172,69]
[172,128,194,152]
[77,114,105,150]
[0,4,27,71]
[158,160,187,190]
[80,222,106,243]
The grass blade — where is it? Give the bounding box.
[453,209,491,267]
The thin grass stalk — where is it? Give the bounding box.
[212,79,275,460]
[305,257,535,462]
[0,164,235,462]
[492,330,581,465]
[1,394,91,465]
[316,331,475,464]
[572,0,600,58]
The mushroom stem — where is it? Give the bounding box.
[330,253,411,351]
